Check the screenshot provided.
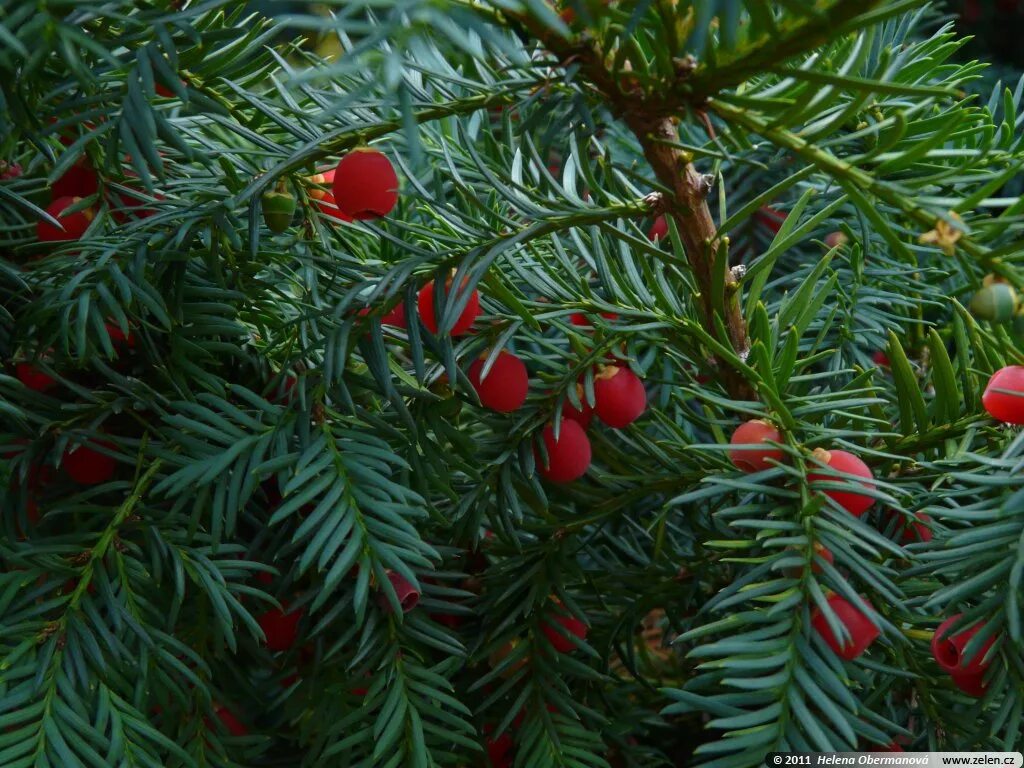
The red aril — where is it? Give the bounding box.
[810,593,880,660]
[728,419,784,472]
[982,366,1024,424]
[468,350,529,413]
[37,196,94,242]
[417,279,480,336]
[537,419,591,483]
[331,149,399,220]
[592,365,646,428]
[808,448,875,517]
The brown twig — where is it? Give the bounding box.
[500,10,754,399]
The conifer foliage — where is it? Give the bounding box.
[2,1,1024,767]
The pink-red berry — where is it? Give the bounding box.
[258,606,303,652]
[728,419,784,472]
[382,302,407,328]
[537,419,591,483]
[331,149,398,220]
[468,351,529,413]
[931,614,996,678]
[810,593,880,660]
[62,440,116,485]
[899,512,933,544]
[52,160,98,200]
[37,196,94,242]
[417,279,480,336]
[808,448,875,517]
[593,365,646,428]
[569,311,618,327]
[214,707,248,737]
[648,215,668,242]
[541,603,588,653]
[562,383,593,428]
[15,363,56,392]
[308,168,354,222]
[380,570,421,613]
[982,366,1024,424]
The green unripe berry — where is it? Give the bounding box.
[970,282,1018,323]
[262,190,297,233]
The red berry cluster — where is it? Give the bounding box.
[362,274,482,338]
[33,137,165,242]
[727,421,884,657]
[538,363,647,484]
[10,340,137,509]
[729,422,876,517]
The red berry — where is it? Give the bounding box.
[728,419,784,472]
[52,160,98,200]
[563,401,593,428]
[62,440,117,485]
[593,365,646,428]
[810,593,880,660]
[308,168,354,222]
[104,322,136,350]
[331,149,398,220]
[266,374,298,404]
[382,302,407,328]
[37,196,94,242]
[258,606,303,652]
[431,611,465,629]
[825,231,848,249]
[756,205,787,234]
[15,363,56,392]
[569,311,618,327]
[485,727,514,768]
[931,614,996,677]
[900,512,933,544]
[537,419,591,483]
[808,448,875,517]
[951,669,987,697]
[214,707,248,737]
[872,350,890,368]
[468,351,529,413]
[1,161,23,180]
[648,215,668,242]
[541,605,588,653]
[982,366,1024,424]
[28,464,52,489]
[417,279,480,336]
[25,496,40,527]
[562,383,593,428]
[380,570,420,613]
[112,180,163,221]
[869,743,904,752]
[811,542,834,573]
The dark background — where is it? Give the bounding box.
[951,0,1024,71]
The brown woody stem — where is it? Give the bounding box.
[501,12,754,399]
[626,114,751,398]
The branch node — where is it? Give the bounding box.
[673,54,698,79]
[642,191,666,214]
[698,173,715,198]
